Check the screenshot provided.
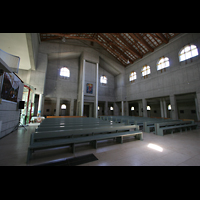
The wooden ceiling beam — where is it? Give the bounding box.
[48,33,95,43]
[155,33,169,44]
[133,33,154,52]
[95,34,127,66]
[105,33,134,62]
[98,33,130,63]
[115,34,143,59]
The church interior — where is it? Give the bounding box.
[0,33,200,166]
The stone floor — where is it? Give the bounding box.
[1,124,200,166]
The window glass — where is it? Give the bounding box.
[179,44,198,62]
[129,71,137,81]
[60,67,70,77]
[100,75,107,84]
[142,65,151,76]
[157,57,170,70]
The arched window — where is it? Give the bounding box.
[100,75,107,85]
[157,57,170,71]
[179,44,198,62]
[60,67,70,78]
[141,65,151,77]
[129,71,137,82]
[61,104,66,109]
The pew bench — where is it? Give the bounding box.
[31,125,140,144]
[155,121,198,136]
[27,130,143,163]
[36,122,125,132]
[143,120,182,133]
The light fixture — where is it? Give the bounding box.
[98,106,100,110]
[168,104,171,110]
[147,105,151,110]
[110,106,113,111]
[131,106,134,111]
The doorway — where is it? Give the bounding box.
[84,102,94,117]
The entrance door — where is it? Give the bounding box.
[84,105,89,117]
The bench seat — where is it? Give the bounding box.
[32,125,139,144]
[27,130,143,163]
[155,122,198,136]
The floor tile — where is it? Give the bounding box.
[1,125,200,166]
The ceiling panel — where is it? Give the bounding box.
[40,33,180,67]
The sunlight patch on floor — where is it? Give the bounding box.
[147,143,163,152]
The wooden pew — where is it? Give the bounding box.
[31,125,140,143]
[36,122,125,132]
[27,124,143,163]
[155,121,198,136]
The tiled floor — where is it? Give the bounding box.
[1,124,200,166]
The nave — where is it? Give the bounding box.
[1,123,200,166]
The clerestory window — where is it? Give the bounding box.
[179,44,198,62]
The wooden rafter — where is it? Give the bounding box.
[155,33,169,44]
[131,33,154,52]
[98,33,129,64]
[117,34,143,59]
[40,33,180,67]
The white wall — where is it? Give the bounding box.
[124,33,200,120]
[0,81,24,139]
[125,33,200,101]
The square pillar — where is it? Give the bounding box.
[94,63,99,118]
[195,92,200,121]
[142,98,147,117]
[121,101,124,116]
[138,101,142,117]
[163,99,167,118]
[56,97,60,116]
[170,94,178,120]
[70,99,74,116]
[160,99,164,118]
[104,101,108,116]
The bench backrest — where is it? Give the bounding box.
[39,120,112,127]
[156,120,193,128]
[32,125,139,143]
[36,122,125,132]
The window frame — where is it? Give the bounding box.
[129,71,137,82]
[141,65,151,78]
[60,67,70,79]
[100,75,107,85]
[179,44,198,62]
[157,56,170,72]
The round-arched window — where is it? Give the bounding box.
[60,67,70,77]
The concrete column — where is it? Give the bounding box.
[195,93,200,121]
[104,101,108,116]
[70,99,74,116]
[139,102,142,117]
[114,102,118,116]
[142,98,147,117]
[160,99,164,118]
[125,101,128,116]
[94,62,99,118]
[121,101,124,116]
[37,94,43,117]
[170,94,178,120]
[163,99,167,118]
[80,59,85,116]
[56,97,60,116]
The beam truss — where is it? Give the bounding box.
[40,33,179,67]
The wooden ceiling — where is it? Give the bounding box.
[40,33,180,67]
